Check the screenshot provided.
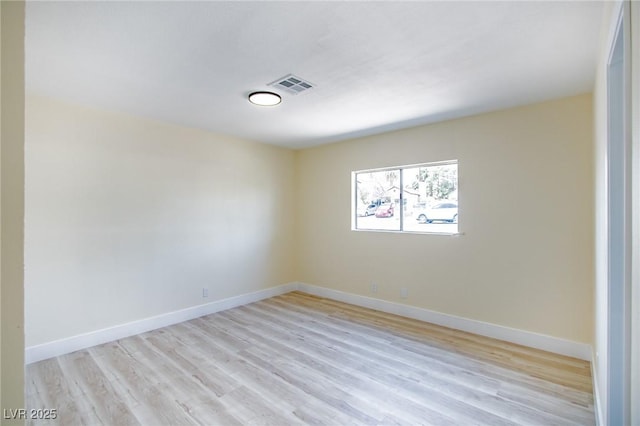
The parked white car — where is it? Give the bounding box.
[359,203,380,217]
[416,202,458,223]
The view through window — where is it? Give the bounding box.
[353,161,458,234]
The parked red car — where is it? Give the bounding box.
[375,203,394,218]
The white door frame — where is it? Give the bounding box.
[630,1,640,424]
[606,2,632,425]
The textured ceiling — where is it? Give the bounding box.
[26,1,604,149]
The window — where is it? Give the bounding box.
[353,161,458,234]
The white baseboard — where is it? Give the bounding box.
[25,282,298,364]
[296,282,592,361]
[26,281,592,364]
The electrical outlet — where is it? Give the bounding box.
[202,288,209,298]
[400,287,408,299]
[370,282,378,294]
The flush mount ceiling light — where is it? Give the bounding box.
[248,91,281,106]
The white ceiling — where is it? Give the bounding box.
[26,1,604,149]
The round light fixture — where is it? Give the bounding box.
[248,91,281,106]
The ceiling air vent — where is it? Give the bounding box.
[269,74,314,95]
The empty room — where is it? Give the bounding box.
[1,1,638,425]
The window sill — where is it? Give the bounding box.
[351,228,463,236]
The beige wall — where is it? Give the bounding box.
[296,94,594,344]
[25,95,295,347]
[1,0,26,422]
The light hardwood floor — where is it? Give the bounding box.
[26,291,595,425]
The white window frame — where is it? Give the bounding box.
[351,160,459,235]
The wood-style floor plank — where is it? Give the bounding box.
[27,291,595,425]
[241,303,583,426]
[268,294,595,419]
